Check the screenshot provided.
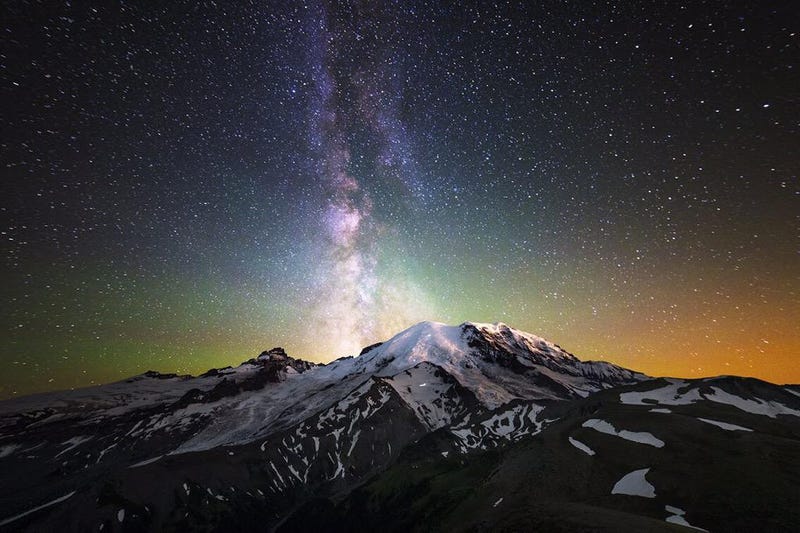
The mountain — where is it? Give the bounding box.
[286,376,800,533]
[0,321,798,532]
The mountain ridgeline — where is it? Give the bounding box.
[1,321,798,532]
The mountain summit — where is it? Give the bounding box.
[348,321,646,406]
[1,321,798,532]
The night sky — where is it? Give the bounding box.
[2,1,798,398]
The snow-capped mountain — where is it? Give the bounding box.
[1,321,798,532]
[359,321,646,404]
[1,321,643,458]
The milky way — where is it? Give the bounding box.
[306,2,436,355]
[1,1,797,397]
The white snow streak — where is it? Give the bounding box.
[696,418,753,432]
[54,435,93,458]
[128,455,163,468]
[0,491,76,526]
[568,437,596,456]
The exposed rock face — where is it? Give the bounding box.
[257,347,288,361]
[359,342,383,356]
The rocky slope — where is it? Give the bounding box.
[283,376,800,532]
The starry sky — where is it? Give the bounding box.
[1,1,798,398]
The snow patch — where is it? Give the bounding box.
[568,437,595,456]
[696,417,753,432]
[666,515,707,531]
[582,419,664,448]
[96,441,120,464]
[346,430,360,457]
[117,509,125,523]
[55,435,93,458]
[612,468,656,498]
[649,408,672,414]
[619,379,701,406]
[705,387,800,418]
[129,455,163,468]
[0,444,20,458]
[665,505,685,515]
[665,505,707,531]
[784,387,800,399]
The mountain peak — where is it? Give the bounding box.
[256,347,289,361]
[359,320,578,367]
[346,320,644,407]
